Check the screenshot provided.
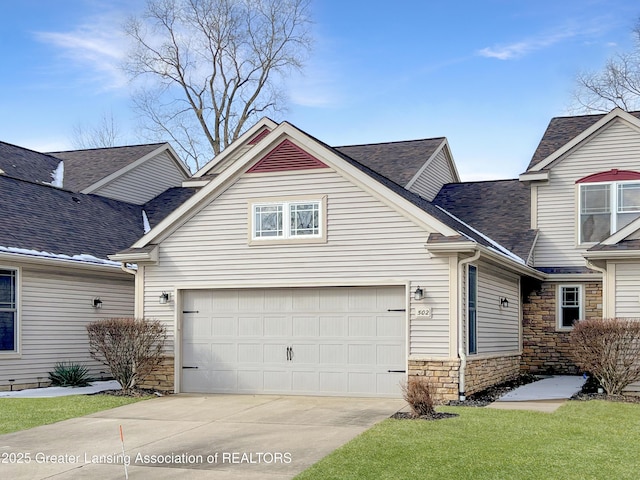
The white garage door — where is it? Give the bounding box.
[181,286,406,397]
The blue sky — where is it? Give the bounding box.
[0,0,638,179]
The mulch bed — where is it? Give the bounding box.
[391,411,459,421]
[92,388,169,397]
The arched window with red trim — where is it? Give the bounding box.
[577,169,640,243]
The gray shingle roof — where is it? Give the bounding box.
[587,239,640,252]
[49,143,166,191]
[143,187,198,228]
[0,141,60,185]
[527,111,640,171]
[334,138,446,186]
[432,179,537,262]
[0,175,144,260]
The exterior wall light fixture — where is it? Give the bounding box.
[414,287,424,301]
[500,297,509,308]
[92,297,103,309]
[159,292,170,304]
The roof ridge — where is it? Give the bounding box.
[442,178,519,186]
[0,140,65,162]
[48,142,166,154]
[334,137,445,148]
[549,110,640,121]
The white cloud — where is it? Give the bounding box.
[34,12,130,90]
[477,21,607,61]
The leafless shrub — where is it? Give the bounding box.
[87,318,166,394]
[401,376,437,417]
[569,318,640,395]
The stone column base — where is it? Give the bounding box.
[139,356,174,392]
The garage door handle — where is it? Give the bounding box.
[387,309,406,312]
[387,370,406,373]
[183,366,198,369]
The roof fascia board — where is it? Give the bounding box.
[405,139,460,189]
[133,122,461,248]
[543,272,603,281]
[192,117,279,178]
[583,249,640,260]
[0,251,125,274]
[426,242,545,279]
[530,108,640,172]
[108,245,158,264]
[81,143,189,194]
[601,216,640,245]
[519,171,550,182]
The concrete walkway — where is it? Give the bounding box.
[0,394,405,479]
[488,375,586,413]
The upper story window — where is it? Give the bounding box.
[579,180,640,243]
[0,268,17,352]
[251,197,325,242]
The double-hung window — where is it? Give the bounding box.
[580,181,640,243]
[252,198,324,241]
[558,284,582,329]
[0,268,17,352]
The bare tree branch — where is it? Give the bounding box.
[71,110,122,149]
[573,17,640,113]
[122,0,312,171]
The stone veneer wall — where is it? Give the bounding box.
[408,359,460,401]
[521,281,602,374]
[139,356,175,392]
[465,354,521,395]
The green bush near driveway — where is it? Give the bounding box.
[295,401,640,480]
[0,395,149,435]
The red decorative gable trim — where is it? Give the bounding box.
[247,139,329,173]
[248,128,271,145]
[576,169,640,183]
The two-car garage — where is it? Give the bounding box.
[179,286,407,397]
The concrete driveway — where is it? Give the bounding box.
[0,394,405,479]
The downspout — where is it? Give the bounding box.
[585,260,607,317]
[119,263,137,276]
[457,248,481,401]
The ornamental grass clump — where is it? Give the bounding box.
[401,376,437,417]
[87,318,166,394]
[48,361,91,387]
[569,317,640,395]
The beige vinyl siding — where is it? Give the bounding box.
[144,169,452,357]
[613,262,640,317]
[476,263,520,354]
[92,151,187,205]
[0,264,134,389]
[534,119,640,267]
[407,149,455,201]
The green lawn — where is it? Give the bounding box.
[0,395,149,435]
[295,401,640,480]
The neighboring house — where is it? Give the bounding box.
[518,108,640,393]
[0,141,194,391]
[112,118,544,399]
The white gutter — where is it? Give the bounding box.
[119,263,137,276]
[457,248,481,401]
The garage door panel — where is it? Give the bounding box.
[348,316,376,337]
[181,286,406,397]
[238,343,262,363]
[292,371,319,392]
[348,344,375,365]
[238,316,263,336]
[211,316,237,336]
[293,316,319,337]
[319,316,347,337]
[183,316,212,338]
[264,316,291,336]
[319,344,347,364]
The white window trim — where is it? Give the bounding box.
[556,284,584,331]
[0,265,20,357]
[578,180,640,245]
[249,196,327,245]
[467,264,478,355]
